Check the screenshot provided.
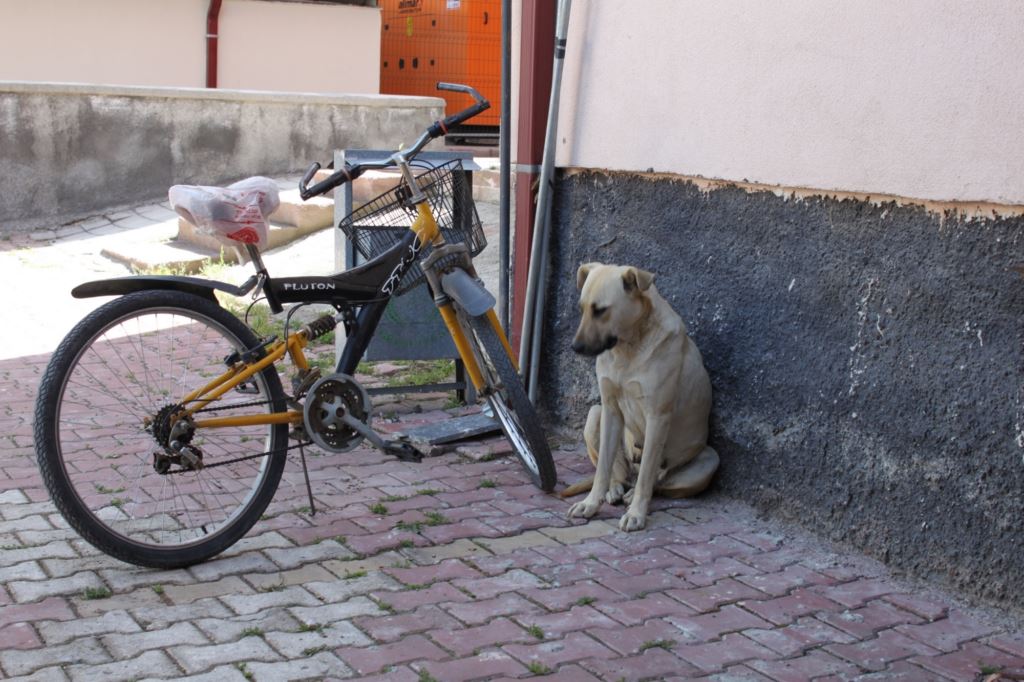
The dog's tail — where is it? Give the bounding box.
[559,475,594,498]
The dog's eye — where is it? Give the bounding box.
[592,304,608,317]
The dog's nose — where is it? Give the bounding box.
[571,339,586,354]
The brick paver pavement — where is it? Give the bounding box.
[1,202,1023,680]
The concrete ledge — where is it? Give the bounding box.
[0,82,443,233]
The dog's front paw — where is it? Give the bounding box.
[567,495,602,520]
[605,482,626,505]
[618,509,647,532]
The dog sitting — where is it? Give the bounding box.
[565,262,719,531]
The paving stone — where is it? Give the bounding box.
[0,622,42,650]
[103,621,210,659]
[667,605,774,643]
[192,608,302,644]
[0,596,75,628]
[38,610,141,645]
[817,600,924,639]
[825,627,942,671]
[376,581,472,612]
[383,557,482,586]
[850,660,949,681]
[597,592,697,627]
[539,520,617,544]
[673,632,779,673]
[743,616,856,657]
[263,541,356,569]
[989,632,1024,658]
[245,651,353,681]
[65,650,179,682]
[243,563,336,591]
[164,576,253,605]
[127,597,234,630]
[895,609,999,653]
[264,618,371,653]
[445,592,546,626]
[220,584,321,615]
[741,588,844,626]
[321,551,408,578]
[8,571,104,602]
[582,646,701,681]
[0,637,110,676]
[474,529,561,554]
[588,618,687,656]
[96,567,193,592]
[747,649,861,681]
[354,604,461,643]
[401,538,492,566]
[812,577,900,609]
[335,634,449,675]
[733,563,833,597]
[881,592,949,622]
[453,568,547,599]
[289,595,383,625]
[412,650,528,682]
[521,580,625,612]
[187,552,279,581]
[516,604,622,638]
[169,636,281,675]
[429,617,532,657]
[669,577,768,612]
[680,557,762,587]
[306,572,404,603]
[911,639,1024,679]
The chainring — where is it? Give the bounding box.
[302,373,372,453]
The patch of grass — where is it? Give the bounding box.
[417,669,440,682]
[343,569,367,580]
[479,479,497,489]
[399,539,415,549]
[356,361,375,375]
[374,599,396,613]
[370,503,389,515]
[82,586,112,600]
[395,520,424,533]
[109,497,126,509]
[236,662,254,681]
[526,624,544,640]
[302,645,328,656]
[259,583,285,593]
[333,536,348,545]
[386,359,454,388]
[151,584,165,596]
[575,596,596,607]
[298,622,328,633]
[979,664,1004,675]
[638,639,675,652]
[416,488,442,496]
[382,494,409,502]
[424,511,448,526]
[94,483,125,494]
[241,626,263,637]
[526,661,553,675]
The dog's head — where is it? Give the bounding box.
[571,262,655,356]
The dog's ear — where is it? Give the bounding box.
[576,262,601,291]
[622,267,655,293]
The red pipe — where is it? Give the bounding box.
[510,0,556,348]
[206,0,223,88]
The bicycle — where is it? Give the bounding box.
[33,83,556,569]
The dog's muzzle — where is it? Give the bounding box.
[572,335,618,356]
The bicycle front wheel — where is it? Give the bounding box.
[34,290,288,568]
[462,311,556,491]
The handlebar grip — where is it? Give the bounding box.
[299,162,364,201]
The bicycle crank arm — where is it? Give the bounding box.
[338,414,424,462]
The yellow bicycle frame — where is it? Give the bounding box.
[181,201,517,431]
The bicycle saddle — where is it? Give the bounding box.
[169,177,281,248]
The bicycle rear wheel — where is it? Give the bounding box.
[34,290,288,568]
[461,311,556,491]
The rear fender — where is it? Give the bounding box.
[71,275,255,303]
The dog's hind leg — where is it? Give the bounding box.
[655,446,719,499]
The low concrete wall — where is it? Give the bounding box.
[543,170,1024,610]
[0,82,443,233]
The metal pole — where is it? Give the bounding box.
[498,0,512,333]
[521,0,571,402]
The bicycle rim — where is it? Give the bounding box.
[37,291,286,566]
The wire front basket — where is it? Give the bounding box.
[338,160,486,296]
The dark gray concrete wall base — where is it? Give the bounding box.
[543,170,1024,610]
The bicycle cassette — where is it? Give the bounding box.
[302,373,372,453]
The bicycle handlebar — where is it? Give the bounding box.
[299,82,490,201]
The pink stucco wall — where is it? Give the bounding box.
[556,0,1024,205]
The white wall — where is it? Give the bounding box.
[556,0,1024,206]
[0,0,380,94]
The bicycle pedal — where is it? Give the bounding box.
[383,440,424,463]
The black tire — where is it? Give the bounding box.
[463,312,556,491]
[34,290,288,568]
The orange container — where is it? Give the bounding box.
[380,0,501,128]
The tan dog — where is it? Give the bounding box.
[565,263,719,531]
